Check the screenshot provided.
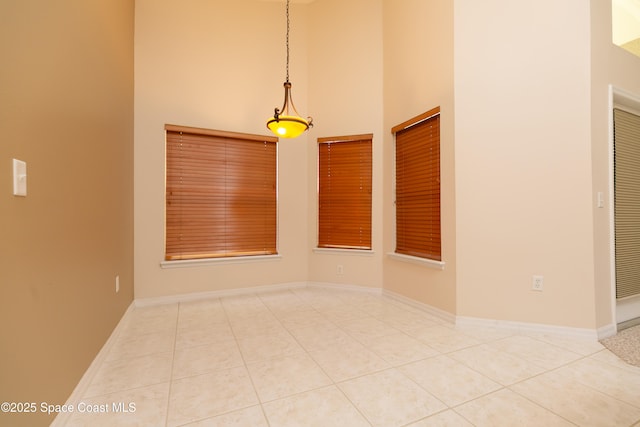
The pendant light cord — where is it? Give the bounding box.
[285,0,290,83]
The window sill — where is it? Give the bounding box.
[313,248,375,256]
[387,252,445,270]
[160,254,282,269]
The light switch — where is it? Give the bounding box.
[13,159,27,197]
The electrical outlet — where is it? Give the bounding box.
[337,264,344,275]
[115,275,120,293]
[532,275,543,292]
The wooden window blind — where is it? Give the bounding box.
[165,125,278,260]
[392,107,441,261]
[318,134,372,249]
[614,108,640,299]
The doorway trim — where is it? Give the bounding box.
[609,85,640,329]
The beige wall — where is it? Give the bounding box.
[306,0,384,288]
[454,0,597,328]
[591,0,640,329]
[0,1,134,426]
[5,2,638,425]
[135,0,635,332]
[382,0,457,313]
[134,0,312,298]
[135,0,390,298]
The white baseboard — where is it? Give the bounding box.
[134,281,309,307]
[134,281,385,307]
[596,322,617,340]
[382,289,604,342]
[455,316,601,341]
[382,289,456,324]
[51,302,135,427]
[308,281,383,295]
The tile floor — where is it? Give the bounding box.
[65,287,640,426]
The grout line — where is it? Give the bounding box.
[163,302,181,427]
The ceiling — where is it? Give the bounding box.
[613,0,640,44]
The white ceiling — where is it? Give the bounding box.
[613,0,640,45]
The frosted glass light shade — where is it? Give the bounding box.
[266,115,310,138]
[266,81,312,138]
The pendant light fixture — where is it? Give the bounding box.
[266,0,313,138]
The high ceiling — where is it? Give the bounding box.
[613,0,640,44]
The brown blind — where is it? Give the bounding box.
[318,135,372,249]
[165,125,277,260]
[394,108,441,261]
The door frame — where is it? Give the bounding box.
[609,85,640,327]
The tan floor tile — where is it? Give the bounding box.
[374,310,441,332]
[338,316,401,341]
[275,309,332,330]
[489,335,583,369]
[126,304,179,326]
[456,388,575,427]
[262,386,370,427]
[357,332,439,365]
[177,301,229,330]
[176,313,229,331]
[400,355,502,406]
[175,323,235,349]
[405,324,457,341]
[120,309,177,337]
[178,298,223,315]
[228,313,285,338]
[406,410,474,426]
[257,290,309,311]
[450,343,545,385]
[246,353,332,402]
[287,322,356,352]
[557,357,640,407]
[406,324,481,352]
[79,287,640,427]
[167,366,258,427]
[84,352,172,398]
[66,382,169,427]
[180,405,268,426]
[590,348,640,373]
[454,324,515,342]
[220,294,267,313]
[526,331,606,356]
[338,368,446,427]
[173,340,244,379]
[106,330,175,361]
[348,297,399,315]
[313,304,370,322]
[511,370,640,426]
[237,330,305,363]
[309,339,389,382]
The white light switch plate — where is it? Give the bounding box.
[13,159,27,196]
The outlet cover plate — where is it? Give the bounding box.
[532,275,544,291]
